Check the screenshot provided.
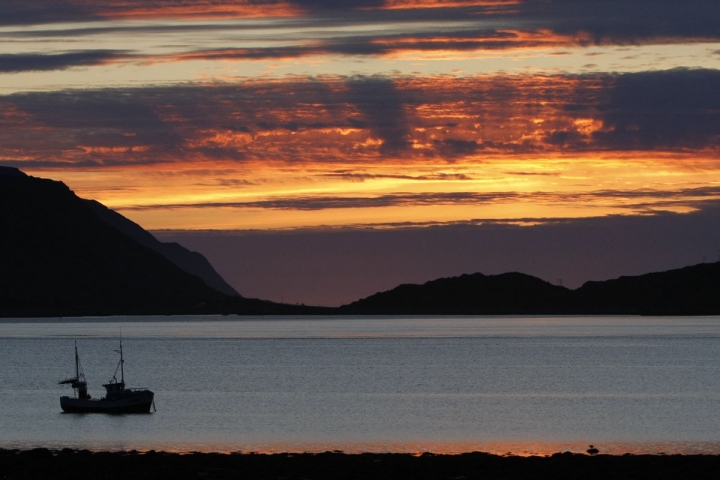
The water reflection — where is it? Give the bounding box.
[2,315,720,339]
[2,316,720,454]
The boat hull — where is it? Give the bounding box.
[60,392,154,414]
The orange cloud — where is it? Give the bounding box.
[7,1,515,24]
[370,29,578,53]
[383,0,518,8]
[96,2,297,21]
[3,71,720,170]
[4,70,720,228]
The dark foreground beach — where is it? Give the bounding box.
[3,449,720,480]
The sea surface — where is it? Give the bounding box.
[1,315,720,455]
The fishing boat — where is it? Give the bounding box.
[59,341,155,413]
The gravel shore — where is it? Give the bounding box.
[3,448,720,479]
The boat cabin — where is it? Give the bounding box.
[102,381,125,400]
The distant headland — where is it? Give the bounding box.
[2,167,720,318]
[337,265,720,316]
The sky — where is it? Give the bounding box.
[2,0,720,306]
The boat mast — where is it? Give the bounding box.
[75,341,79,380]
[119,340,124,384]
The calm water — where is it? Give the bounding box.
[1,316,720,455]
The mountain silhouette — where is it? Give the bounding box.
[340,272,573,315]
[340,264,720,315]
[571,263,720,315]
[0,167,320,317]
[85,199,239,297]
[3,167,719,317]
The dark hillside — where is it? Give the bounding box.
[572,262,720,315]
[340,264,720,315]
[0,168,318,317]
[340,272,573,315]
[4,167,719,317]
[86,200,240,297]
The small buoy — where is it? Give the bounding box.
[587,445,599,455]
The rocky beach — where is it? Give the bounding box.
[3,448,720,480]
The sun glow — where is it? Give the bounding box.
[21,152,720,230]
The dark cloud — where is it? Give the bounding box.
[1,0,717,83]
[0,14,699,76]
[0,1,93,25]
[322,171,472,182]
[505,171,560,176]
[4,0,720,53]
[0,51,130,73]
[288,0,386,10]
[543,128,587,148]
[173,46,321,61]
[0,4,499,32]
[146,27,555,64]
[0,78,355,165]
[124,192,514,211]
[0,2,524,25]
[0,0,406,26]
[346,77,411,153]
[593,68,720,150]
[1,87,183,164]
[215,178,256,186]
[519,0,720,45]
[120,186,720,212]
[0,22,286,38]
[3,69,720,166]
[433,139,483,157]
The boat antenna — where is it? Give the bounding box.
[114,329,125,384]
[120,339,124,384]
[119,328,124,384]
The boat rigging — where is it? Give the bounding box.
[59,340,155,414]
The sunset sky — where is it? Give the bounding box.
[3,0,720,306]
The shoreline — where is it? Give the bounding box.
[4,448,720,480]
